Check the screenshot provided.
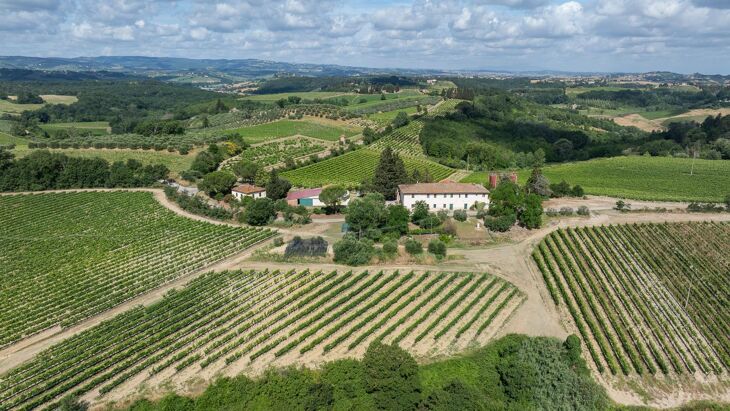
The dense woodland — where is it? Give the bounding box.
[0,149,168,191]
[420,93,645,169]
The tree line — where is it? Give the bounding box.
[0,149,168,192]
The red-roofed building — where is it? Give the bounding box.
[397,182,489,211]
[287,187,350,207]
[232,184,266,200]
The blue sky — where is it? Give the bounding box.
[1,0,729,73]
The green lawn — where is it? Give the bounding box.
[462,156,730,202]
[230,120,358,143]
[12,147,196,175]
[281,148,453,188]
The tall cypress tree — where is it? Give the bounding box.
[373,147,408,200]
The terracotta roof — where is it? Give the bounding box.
[232,184,266,194]
[287,188,323,200]
[398,183,489,195]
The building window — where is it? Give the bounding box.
[427,194,430,198]
[464,204,468,209]
[411,194,415,198]
[450,194,453,198]
[432,204,436,209]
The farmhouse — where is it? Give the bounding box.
[232,184,266,200]
[397,182,489,211]
[287,188,351,207]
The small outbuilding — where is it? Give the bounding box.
[287,187,351,207]
[232,184,266,200]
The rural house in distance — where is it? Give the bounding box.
[397,182,489,211]
[232,183,266,200]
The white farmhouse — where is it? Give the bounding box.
[397,182,489,211]
[232,183,266,200]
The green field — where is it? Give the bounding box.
[40,121,110,135]
[0,99,45,115]
[0,191,275,348]
[462,156,730,202]
[0,131,29,146]
[366,106,419,124]
[281,148,453,187]
[241,92,355,102]
[11,147,196,174]
[0,95,77,115]
[230,120,358,143]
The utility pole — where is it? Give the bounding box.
[690,141,699,176]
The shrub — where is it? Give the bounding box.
[577,206,590,216]
[285,236,328,257]
[333,234,374,266]
[559,207,574,216]
[273,237,284,247]
[243,198,276,226]
[571,185,585,197]
[428,239,447,259]
[363,342,421,411]
[404,239,423,255]
[436,210,449,222]
[484,213,516,232]
[416,214,441,229]
[382,239,398,256]
[452,209,467,222]
[545,208,559,217]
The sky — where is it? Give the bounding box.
[1,0,729,74]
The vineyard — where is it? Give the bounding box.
[368,98,464,158]
[0,269,522,410]
[0,192,275,348]
[533,222,729,378]
[228,119,359,144]
[280,148,453,187]
[222,137,330,169]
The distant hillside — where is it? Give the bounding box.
[0,56,444,80]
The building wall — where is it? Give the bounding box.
[297,194,350,208]
[233,191,266,200]
[399,191,489,211]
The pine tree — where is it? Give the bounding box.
[373,147,408,200]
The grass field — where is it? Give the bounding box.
[0,131,29,146]
[533,222,729,377]
[366,106,419,125]
[11,147,197,174]
[281,148,453,187]
[462,156,730,202]
[0,191,275,348]
[230,120,358,143]
[0,269,522,410]
[40,121,110,135]
[0,95,77,116]
[241,92,354,102]
[0,99,45,115]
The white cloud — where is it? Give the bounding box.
[0,0,728,73]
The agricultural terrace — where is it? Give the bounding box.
[222,137,329,169]
[365,106,419,126]
[229,119,359,144]
[0,191,275,347]
[462,156,730,202]
[0,270,522,410]
[346,95,441,116]
[533,222,729,378]
[280,148,453,187]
